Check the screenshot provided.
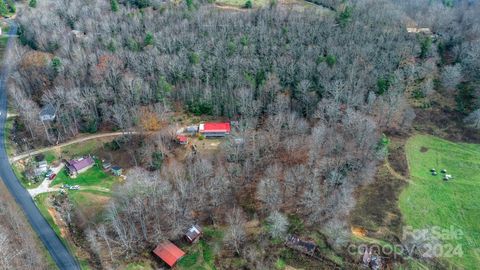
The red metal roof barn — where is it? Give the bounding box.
[199,122,231,137]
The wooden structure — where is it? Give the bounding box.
[111,166,123,176]
[185,225,202,243]
[285,235,317,256]
[153,241,185,267]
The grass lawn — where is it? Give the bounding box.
[34,193,66,243]
[176,227,223,270]
[399,134,480,269]
[51,160,119,189]
[216,0,270,8]
[13,162,43,189]
[43,151,57,163]
[68,190,111,223]
[62,140,104,157]
[4,116,15,157]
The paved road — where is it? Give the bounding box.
[0,23,80,269]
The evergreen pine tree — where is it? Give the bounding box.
[111,0,119,12]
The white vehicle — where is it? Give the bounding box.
[69,185,80,190]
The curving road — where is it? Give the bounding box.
[0,23,80,269]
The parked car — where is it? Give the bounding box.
[69,185,80,190]
[49,173,57,180]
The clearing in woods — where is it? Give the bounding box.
[399,134,480,269]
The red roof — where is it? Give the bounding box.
[200,122,231,133]
[177,135,188,142]
[153,241,185,267]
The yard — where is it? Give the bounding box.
[50,159,120,190]
[399,135,480,269]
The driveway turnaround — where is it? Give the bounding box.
[0,22,80,270]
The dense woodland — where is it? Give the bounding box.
[4,0,480,268]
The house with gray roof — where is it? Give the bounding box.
[39,104,57,122]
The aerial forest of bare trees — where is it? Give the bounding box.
[6,0,480,268]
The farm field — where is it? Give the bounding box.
[399,135,480,269]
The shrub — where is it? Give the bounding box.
[51,57,62,75]
[129,0,150,8]
[29,0,37,8]
[244,0,253,9]
[337,5,352,27]
[144,32,154,46]
[0,1,8,16]
[104,140,121,151]
[155,76,172,102]
[82,119,98,134]
[151,151,163,170]
[325,55,336,67]
[275,258,286,270]
[189,52,200,64]
[376,76,391,95]
[6,0,15,13]
[111,0,119,12]
[186,0,194,10]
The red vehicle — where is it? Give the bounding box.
[49,173,57,180]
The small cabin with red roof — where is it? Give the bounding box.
[199,122,231,137]
[153,241,185,267]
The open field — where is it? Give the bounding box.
[216,0,270,8]
[215,0,334,13]
[399,135,480,269]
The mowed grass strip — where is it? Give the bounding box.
[216,0,270,8]
[399,135,480,269]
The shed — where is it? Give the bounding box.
[102,162,112,171]
[111,166,122,176]
[39,104,57,121]
[38,160,48,168]
[185,125,199,133]
[177,135,188,145]
[185,225,202,243]
[153,241,185,267]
